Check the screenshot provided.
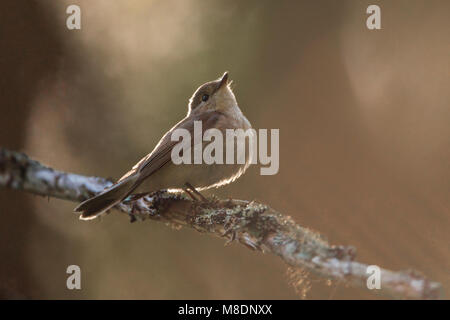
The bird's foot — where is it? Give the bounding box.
[183,182,209,202]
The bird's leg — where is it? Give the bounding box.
[184,182,208,202]
[182,186,198,201]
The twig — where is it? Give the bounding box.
[0,148,443,299]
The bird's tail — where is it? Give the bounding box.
[75,175,139,220]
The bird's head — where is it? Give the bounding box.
[188,72,237,114]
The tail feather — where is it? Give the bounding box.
[75,175,138,220]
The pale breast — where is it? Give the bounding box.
[135,105,253,193]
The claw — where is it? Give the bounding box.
[224,230,236,246]
[241,234,260,251]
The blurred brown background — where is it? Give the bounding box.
[0,0,448,299]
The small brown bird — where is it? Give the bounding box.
[75,72,252,220]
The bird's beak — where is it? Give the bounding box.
[217,72,229,91]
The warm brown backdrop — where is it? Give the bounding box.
[0,0,448,299]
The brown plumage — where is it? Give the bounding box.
[75,72,252,220]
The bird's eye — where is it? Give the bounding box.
[202,94,209,102]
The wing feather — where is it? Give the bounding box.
[117,110,224,184]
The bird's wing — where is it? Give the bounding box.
[117,110,225,184]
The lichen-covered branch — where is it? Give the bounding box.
[0,148,443,299]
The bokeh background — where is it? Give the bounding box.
[0,0,448,299]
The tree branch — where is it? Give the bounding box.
[0,148,443,299]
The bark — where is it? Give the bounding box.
[0,148,443,299]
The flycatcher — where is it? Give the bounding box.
[75,72,252,220]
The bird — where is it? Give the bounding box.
[75,72,253,220]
